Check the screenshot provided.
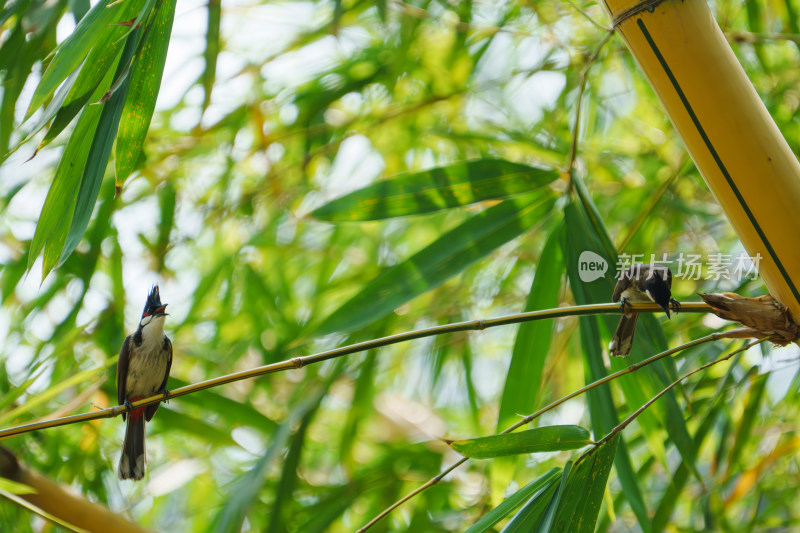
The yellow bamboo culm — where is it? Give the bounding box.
[600,0,800,316]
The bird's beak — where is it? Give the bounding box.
[155,304,168,316]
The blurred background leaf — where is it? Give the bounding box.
[1,0,798,531]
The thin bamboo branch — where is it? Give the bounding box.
[567,29,614,181]
[565,0,612,32]
[594,338,767,448]
[356,458,468,532]
[358,330,728,531]
[0,301,711,440]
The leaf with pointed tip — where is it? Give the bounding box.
[315,192,556,335]
[448,426,591,459]
[311,159,560,221]
[25,0,144,118]
[54,28,141,272]
[465,468,561,533]
[28,69,113,274]
[201,0,221,111]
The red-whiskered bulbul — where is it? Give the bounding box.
[116,285,172,480]
[609,264,679,357]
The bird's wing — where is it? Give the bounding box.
[159,336,173,392]
[117,335,132,407]
[611,266,634,302]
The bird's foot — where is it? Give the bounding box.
[619,297,633,317]
[161,389,170,404]
[670,298,681,314]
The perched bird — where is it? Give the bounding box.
[609,264,679,357]
[116,285,172,480]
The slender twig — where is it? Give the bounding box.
[595,338,767,447]
[724,30,800,45]
[358,331,727,531]
[356,458,468,532]
[503,332,723,434]
[565,0,612,32]
[0,302,711,440]
[567,29,614,181]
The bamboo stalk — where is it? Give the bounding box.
[600,0,800,314]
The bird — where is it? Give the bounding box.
[609,264,679,357]
[116,285,173,480]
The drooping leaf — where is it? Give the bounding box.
[115,0,175,186]
[16,0,146,155]
[25,0,144,118]
[570,177,702,482]
[28,70,114,274]
[56,27,142,271]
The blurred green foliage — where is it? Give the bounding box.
[1,0,800,531]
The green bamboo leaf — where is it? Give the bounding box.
[563,201,652,533]
[153,409,236,447]
[54,28,141,272]
[25,0,139,118]
[210,388,324,533]
[653,350,735,531]
[726,372,767,475]
[0,478,36,495]
[552,435,620,533]
[465,468,561,533]
[27,70,112,273]
[315,192,556,335]
[8,62,82,156]
[13,0,146,156]
[201,0,221,111]
[447,426,591,459]
[115,0,175,185]
[33,0,148,154]
[501,472,562,532]
[568,181,702,484]
[535,460,572,532]
[497,221,563,431]
[311,159,560,221]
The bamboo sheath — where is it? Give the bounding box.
[600,0,800,315]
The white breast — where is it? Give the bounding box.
[126,316,170,397]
